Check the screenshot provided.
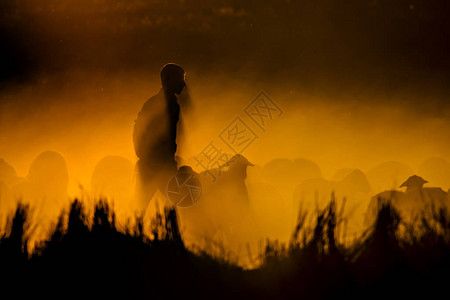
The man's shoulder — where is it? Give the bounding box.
[140,89,165,111]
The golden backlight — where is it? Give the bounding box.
[1,1,450,266]
[1,70,449,264]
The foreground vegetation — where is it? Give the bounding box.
[0,199,449,299]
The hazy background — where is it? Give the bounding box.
[1,0,450,264]
[0,0,449,198]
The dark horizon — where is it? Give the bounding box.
[1,1,450,101]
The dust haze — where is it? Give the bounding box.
[1,0,450,262]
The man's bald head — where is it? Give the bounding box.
[160,63,186,94]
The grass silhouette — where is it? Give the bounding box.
[0,197,449,299]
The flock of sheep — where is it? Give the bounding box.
[1,151,449,261]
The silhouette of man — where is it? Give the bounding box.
[133,63,186,211]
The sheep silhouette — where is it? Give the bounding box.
[364,190,405,227]
[293,169,371,236]
[12,151,69,211]
[261,158,323,199]
[0,181,15,221]
[0,159,20,215]
[0,158,19,187]
[294,169,370,212]
[331,168,358,181]
[246,162,291,242]
[11,151,69,243]
[247,180,290,242]
[255,158,323,229]
[177,154,255,258]
[199,154,253,202]
[365,175,448,227]
[399,175,447,222]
